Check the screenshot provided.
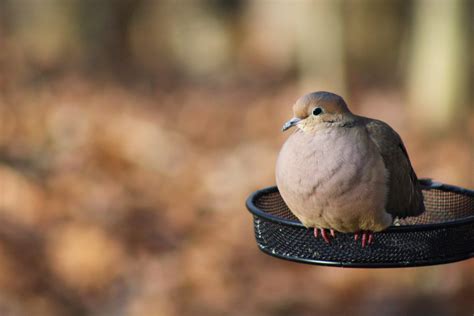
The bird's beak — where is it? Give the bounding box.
[282,117,301,132]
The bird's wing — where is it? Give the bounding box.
[365,119,425,218]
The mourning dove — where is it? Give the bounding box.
[276,91,425,247]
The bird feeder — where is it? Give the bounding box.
[246,179,474,268]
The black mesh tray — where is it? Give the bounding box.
[246,179,474,268]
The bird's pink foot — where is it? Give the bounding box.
[354,231,374,247]
[314,228,336,243]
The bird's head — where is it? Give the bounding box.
[282,91,354,132]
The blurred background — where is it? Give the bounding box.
[0,0,473,315]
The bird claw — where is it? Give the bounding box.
[313,228,336,243]
[354,231,374,247]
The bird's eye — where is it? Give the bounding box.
[312,107,323,116]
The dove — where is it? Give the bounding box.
[275,91,425,247]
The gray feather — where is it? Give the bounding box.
[364,119,425,218]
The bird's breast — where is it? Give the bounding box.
[277,128,369,192]
[276,127,390,232]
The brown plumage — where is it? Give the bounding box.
[276,91,425,245]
